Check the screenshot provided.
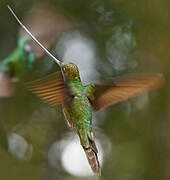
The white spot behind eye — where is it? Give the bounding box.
[24,44,32,53]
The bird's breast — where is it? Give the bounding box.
[68,95,92,128]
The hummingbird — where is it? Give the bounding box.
[8,6,165,176]
[0,36,34,97]
[0,36,34,77]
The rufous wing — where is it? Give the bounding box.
[25,71,70,108]
[86,73,165,111]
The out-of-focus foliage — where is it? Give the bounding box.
[0,0,170,180]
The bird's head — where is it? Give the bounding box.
[61,62,79,78]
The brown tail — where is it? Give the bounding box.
[83,140,101,176]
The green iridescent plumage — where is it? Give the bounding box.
[26,62,101,175]
[0,37,34,77]
[26,62,164,176]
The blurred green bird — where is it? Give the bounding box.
[0,37,34,77]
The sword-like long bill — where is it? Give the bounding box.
[7,5,61,66]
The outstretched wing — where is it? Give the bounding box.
[86,74,165,111]
[25,71,70,108]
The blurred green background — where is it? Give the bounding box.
[0,0,170,179]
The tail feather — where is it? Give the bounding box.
[83,143,101,176]
[78,130,101,175]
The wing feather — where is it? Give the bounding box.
[25,71,70,108]
[86,74,164,111]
